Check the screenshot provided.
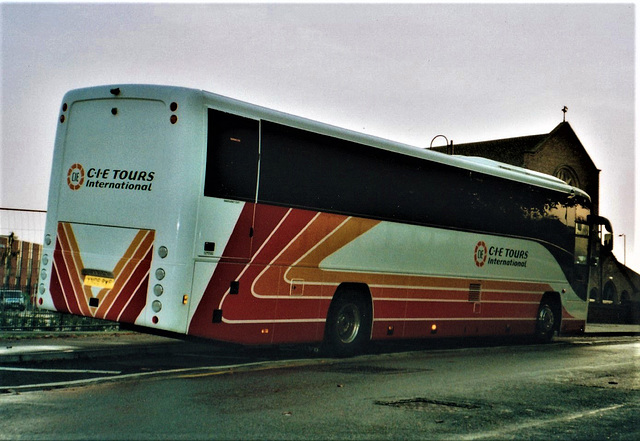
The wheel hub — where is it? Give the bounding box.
[538,305,555,333]
[336,303,361,344]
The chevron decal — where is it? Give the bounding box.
[50,222,154,323]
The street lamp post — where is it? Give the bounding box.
[618,233,626,266]
[429,135,448,149]
[429,135,453,154]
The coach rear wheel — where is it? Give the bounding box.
[325,293,371,357]
[535,302,557,342]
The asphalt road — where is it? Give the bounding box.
[1,334,639,440]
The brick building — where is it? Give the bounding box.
[1,233,42,302]
[434,121,639,313]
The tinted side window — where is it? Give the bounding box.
[205,109,259,201]
[260,121,484,227]
[259,120,575,245]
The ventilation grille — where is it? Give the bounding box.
[469,283,482,302]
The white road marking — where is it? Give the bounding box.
[0,345,76,355]
[461,404,627,440]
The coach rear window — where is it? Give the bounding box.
[204,109,259,201]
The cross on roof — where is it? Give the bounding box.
[562,106,568,122]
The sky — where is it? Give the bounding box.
[0,1,637,270]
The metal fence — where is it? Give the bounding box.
[0,207,46,245]
[0,307,119,332]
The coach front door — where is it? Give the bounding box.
[573,220,590,301]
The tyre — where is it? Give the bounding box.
[535,302,557,342]
[324,293,371,357]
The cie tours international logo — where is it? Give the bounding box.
[474,240,529,269]
[67,163,85,190]
[474,241,488,267]
[65,163,155,193]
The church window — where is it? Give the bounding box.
[554,166,580,187]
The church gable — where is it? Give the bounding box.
[524,122,600,213]
[524,122,598,184]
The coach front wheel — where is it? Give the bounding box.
[535,302,557,342]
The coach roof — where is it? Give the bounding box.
[65,84,589,201]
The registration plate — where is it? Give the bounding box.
[84,275,115,289]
